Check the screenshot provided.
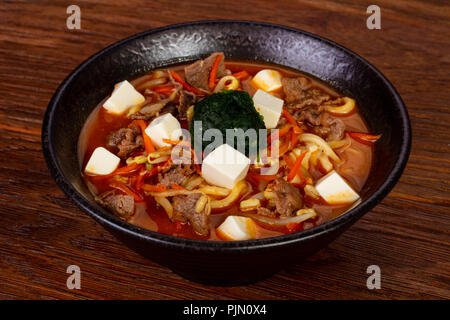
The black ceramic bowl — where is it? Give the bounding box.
[42,21,411,285]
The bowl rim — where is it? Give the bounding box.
[42,20,411,252]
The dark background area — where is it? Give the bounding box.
[0,0,448,299]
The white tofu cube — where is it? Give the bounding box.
[315,170,360,204]
[251,69,282,92]
[103,80,145,115]
[216,216,257,240]
[252,89,283,129]
[85,147,120,175]
[145,113,182,148]
[201,144,250,189]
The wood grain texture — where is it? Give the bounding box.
[0,0,449,300]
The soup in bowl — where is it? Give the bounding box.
[42,21,410,284]
[79,53,377,241]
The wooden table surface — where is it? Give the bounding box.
[0,0,449,300]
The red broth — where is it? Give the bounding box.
[78,61,373,240]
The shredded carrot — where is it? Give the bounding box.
[283,152,292,164]
[142,184,167,192]
[282,108,297,124]
[246,173,278,182]
[156,145,172,152]
[282,107,301,127]
[90,163,142,180]
[169,70,203,95]
[277,137,291,156]
[109,181,143,202]
[135,170,145,192]
[135,119,156,153]
[162,138,191,147]
[190,147,202,175]
[148,167,159,177]
[283,154,295,168]
[287,152,307,182]
[129,175,137,189]
[171,184,186,190]
[162,138,182,145]
[347,132,381,145]
[267,139,290,157]
[157,159,172,171]
[209,54,222,90]
[292,126,304,134]
[153,86,175,94]
[282,107,304,135]
[286,222,302,233]
[268,124,292,143]
[195,164,202,175]
[232,70,250,80]
[290,130,299,147]
[114,163,142,175]
[135,167,158,192]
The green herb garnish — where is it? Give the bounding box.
[190,90,266,157]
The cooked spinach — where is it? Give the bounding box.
[190,90,266,156]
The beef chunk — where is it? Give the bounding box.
[132,83,196,122]
[169,70,197,119]
[129,99,173,121]
[177,90,197,119]
[282,77,330,107]
[184,52,226,90]
[312,113,346,141]
[282,77,311,102]
[270,178,303,217]
[96,191,135,219]
[160,103,178,117]
[296,106,323,126]
[172,193,209,236]
[106,125,144,159]
[128,112,150,121]
[257,207,278,218]
[296,107,346,141]
[158,164,195,187]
